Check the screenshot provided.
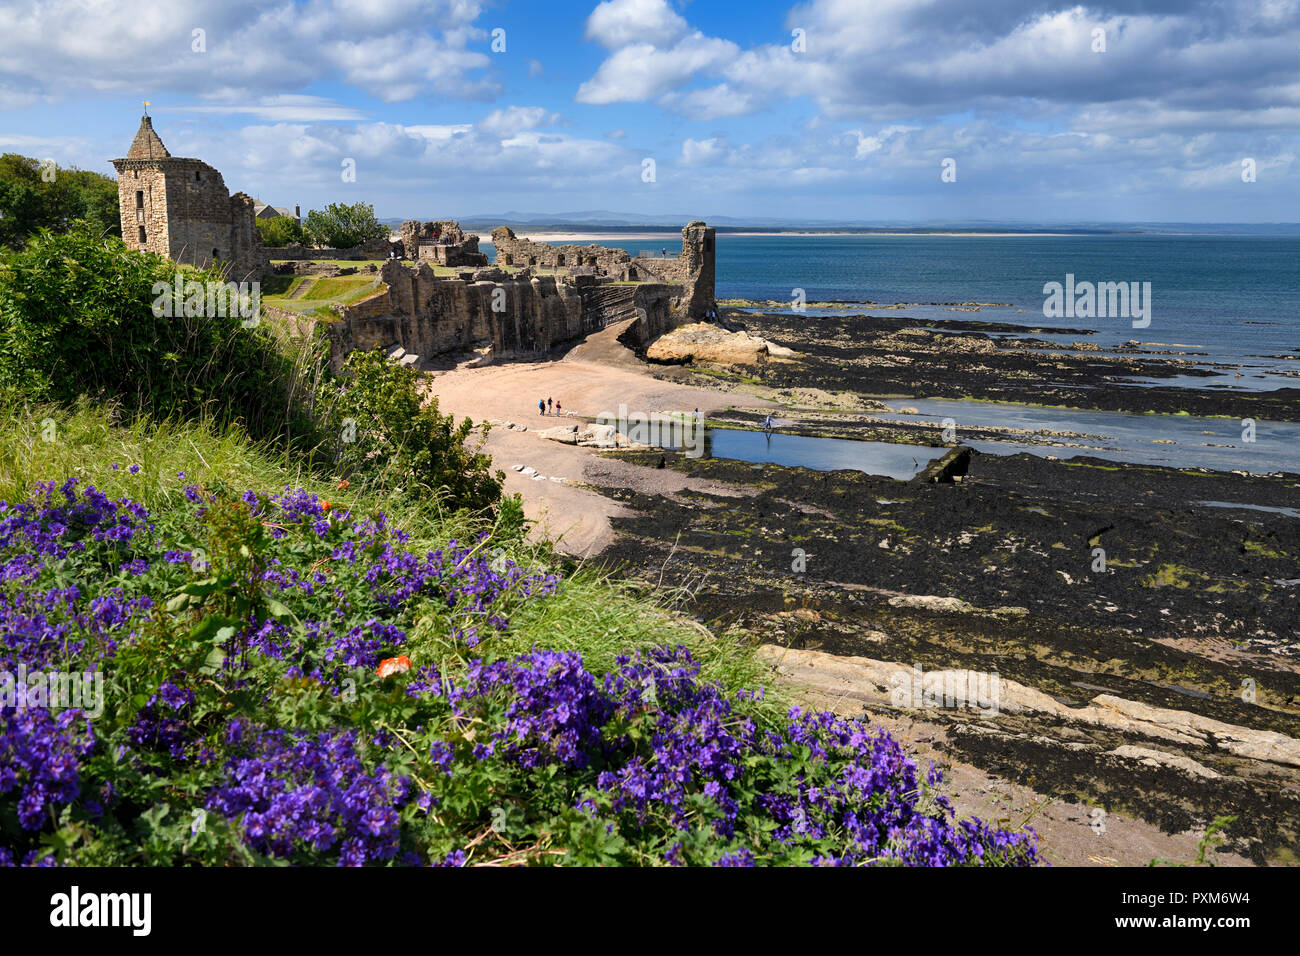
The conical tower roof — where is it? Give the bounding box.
[126,116,170,160]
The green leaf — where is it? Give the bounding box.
[199,647,226,675]
[265,598,297,624]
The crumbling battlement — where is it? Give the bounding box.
[490,227,633,276]
[400,219,489,267]
[490,220,715,321]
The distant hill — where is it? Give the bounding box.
[378,212,1300,236]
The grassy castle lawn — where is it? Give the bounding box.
[260,273,388,315]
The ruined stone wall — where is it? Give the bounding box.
[318,260,698,370]
[489,222,715,320]
[675,221,716,320]
[489,227,634,273]
[400,219,488,266]
[317,260,584,370]
[302,222,714,370]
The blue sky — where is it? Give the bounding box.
[1,0,1297,223]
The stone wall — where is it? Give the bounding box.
[313,260,695,372]
[490,227,633,274]
[489,221,715,320]
[399,219,488,266]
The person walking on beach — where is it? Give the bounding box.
[556,401,562,416]
[547,397,553,414]
[538,399,545,416]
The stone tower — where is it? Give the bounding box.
[112,116,268,280]
[676,221,716,320]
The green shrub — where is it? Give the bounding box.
[328,348,502,511]
[0,224,318,449]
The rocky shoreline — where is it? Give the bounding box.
[579,309,1300,864]
[420,306,1300,864]
[664,308,1300,421]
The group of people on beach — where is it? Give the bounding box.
[538,397,563,416]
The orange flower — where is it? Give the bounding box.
[377,655,412,678]
[321,500,331,512]
[337,479,350,490]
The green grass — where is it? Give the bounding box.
[0,399,780,714]
[263,275,387,314]
[258,274,302,297]
[297,275,377,301]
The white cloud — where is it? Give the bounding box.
[584,0,688,49]
[161,95,365,121]
[0,0,496,103]
[661,83,755,120]
[194,108,637,207]
[478,106,561,137]
[575,0,1300,137]
[680,137,726,165]
[576,33,739,104]
[851,125,917,158]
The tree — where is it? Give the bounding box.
[256,215,305,248]
[302,202,389,249]
[49,168,121,237]
[0,178,44,248]
[0,153,121,247]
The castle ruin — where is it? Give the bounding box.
[112,116,268,281]
[113,117,715,369]
[400,219,489,267]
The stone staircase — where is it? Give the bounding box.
[579,284,640,331]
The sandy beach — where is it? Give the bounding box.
[424,343,775,557]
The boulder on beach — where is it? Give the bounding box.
[538,425,580,444]
[646,322,797,365]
